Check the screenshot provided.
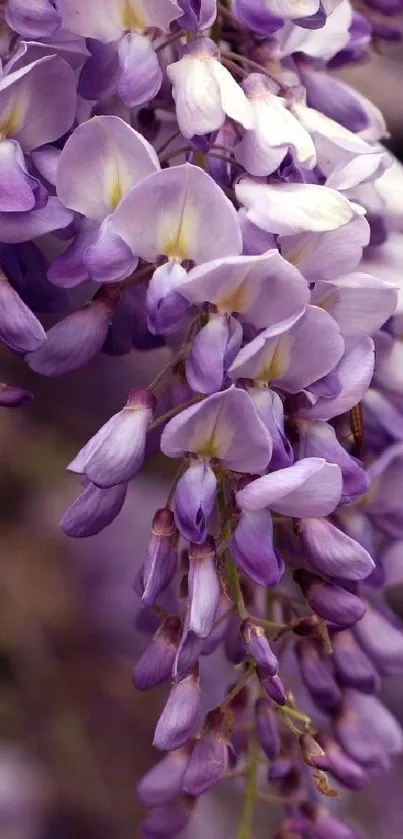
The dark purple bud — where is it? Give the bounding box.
[153,669,203,751]
[353,606,403,676]
[332,630,380,693]
[257,668,287,706]
[296,639,341,710]
[133,617,182,691]
[188,538,220,639]
[142,509,178,607]
[231,509,284,587]
[224,613,246,664]
[255,698,281,760]
[313,732,370,790]
[0,383,33,407]
[294,571,366,628]
[0,270,46,354]
[26,289,119,376]
[68,389,156,488]
[141,796,195,839]
[174,461,217,545]
[182,709,230,795]
[137,746,192,806]
[299,518,374,582]
[241,620,278,676]
[60,481,127,538]
[268,756,293,781]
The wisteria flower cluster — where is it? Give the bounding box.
[2,0,403,837]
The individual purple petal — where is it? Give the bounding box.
[236,178,364,235]
[231,509,285,587]
[161,386,272,473]
[0,270,46,353]
[335,690,403,767]
[286,803,361,839]
[0,383,33,407]
[279,216,370,283]
[235,74,316,177]
[296,418,369,505]
[233,0,283,35]
[109,163,242,264]
[6,0,61,38]
[26,290,119,376]
[250,388,294,469]
[0,197,73,244]
[117,33,162,108]
[178,0,217,31]
[182,709,229,795]
[68,389,155,488]
[180,251,309,330]
[79,39,120,101]
[153,669,203,751]
[134,617,182,691]
[146,262,189,335]
[174,628,204,682]
[82,221,138,284]
[167,37,253,138]
[255,698,281,760]
[353,606,403,677]
[56,115,159,222]
[332,629,380,693]
[142,508,178,607]
[363,389,403,444]
[174,461,216,545]
[296,638,341,710]
[241,619,279,675]
[186,315,242,395]
[0,56,77,152]
[296,336,375,421]
[236,458,342,517]
[294,570,366,627]
[60,481,127,538]
[57,0,182,40]
[0,140,39,212]
[229,305,345,394]
[137,747,191,806]
[299,66,371,132]
[312,273,397,338]
[141,797,194,839]
[299,518,375,581]
[188,539,220,639]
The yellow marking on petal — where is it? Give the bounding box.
[217,282,248,315]
[0,100,23,139]
[109,176,123,210]
[257,338,290,384]
[196,437,222,460]
[158,203,198,263]
[121,0,145,32]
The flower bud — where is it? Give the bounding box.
[141,795,195,839]
[182,709,230,795]
[332,629,380,693]
[188,538,220,639]
[296,639,341,710]
[142,509,178,607]
[241,619,279,676]
[153,668,203,752]
[133,617,182,691]
[0,383,33,407]
[294,570,366,628]
[299,517,375,581]
[137,746,192,806]
[255,698,281,760]
[257,668,287,706]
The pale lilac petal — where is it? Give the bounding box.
[236,179,364,235]
[57,0,182,40]
[0,196,73,244]
[174,462,217,544]
[279,216,370,283]
[31,145,61,187]
[137,749,190,806]
[297,336,375,421]
[180,251,309,329]
[83,221,138,283]
[263,0,320,18]
[57,115,159,222]
[110,163,242,263]
[277,1,352,61]
[231,509,284,587]
[26,297,115,376]
[47,225,98,289]
[188,542,220,639]
[250,388,294,469]
[0,55,77,151]
[296,418,368,505]
[300,518,375,581]
[6,0,61,38]
[161,386,272,473]
[60,481,127,537]
[0,139,39,212]
[117,33,162,108]
[0,271,46,353]
[236,458,342,516]
[186,315,242,394]
[146,262,189,335]
[178,0,217,31]
[312,272,397,338]
[153,672,203,751]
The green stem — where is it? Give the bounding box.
[222,661,255,707]
[237,736,260,839]
[279,705,312,727]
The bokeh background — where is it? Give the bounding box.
[1,37,403,839]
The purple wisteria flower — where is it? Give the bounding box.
[2,1,403,837]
